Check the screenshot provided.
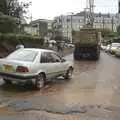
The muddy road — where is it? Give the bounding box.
[0,52,120,119]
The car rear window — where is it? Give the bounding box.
[7,50,37,62]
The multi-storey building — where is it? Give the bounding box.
[28,19,52,38]
[54,12,117,42]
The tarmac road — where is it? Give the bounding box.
[0,52,120,120]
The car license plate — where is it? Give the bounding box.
[4,65,13,72]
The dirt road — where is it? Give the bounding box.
[0,52,120,119]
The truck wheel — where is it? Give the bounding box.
[74,52,79,60]
[74,54,77,60]
[3,79,12,84]
[35,73,46,89]
[94,54,100,60]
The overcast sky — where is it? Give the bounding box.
[21,0,118,20]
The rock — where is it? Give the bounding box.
[7,99,32,110]
[66,104,87,113]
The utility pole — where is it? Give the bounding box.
[67,16,68,41]
[84,0,94,27]
[70,13,74,43]
[111,16,114,32]
[103,16,105,30]
[61,15,63,38]
[117,0,120,32]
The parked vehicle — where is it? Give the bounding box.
[67,43,75,48]
[115,46,120,57]
[0,48,74,89]
[101,44,107,51]
[110,43,120,55]
[105,44,111,53]
[16,44,24,50]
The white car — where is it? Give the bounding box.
[67,44,75,48]
[0,48,74,89]
[101,44,107,50]
[105,44,111,53]
[110,43,120,54]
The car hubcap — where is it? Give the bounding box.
[37,75,44,88]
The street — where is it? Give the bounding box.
[0,52,120,119]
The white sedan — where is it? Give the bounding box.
[0,48,74,89]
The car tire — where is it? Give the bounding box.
[3,79,12,84]
[65,67,73,80]
[35,73,46,89]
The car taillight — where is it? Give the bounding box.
[16,66,29,73]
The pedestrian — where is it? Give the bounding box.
[16,44,24,50]
[56,42,61,52]
[49,43,53,50]
[56,41,64,57]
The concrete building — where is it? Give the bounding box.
[30,19,48,38]
[93,13,117,31]
[54,12,117,42]
[24,26,38,36]
[30,19,52,38]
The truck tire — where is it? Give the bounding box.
[74,53,78,60]
[93,52,100,60]
[94,55,99,60]
[93,47,100,60]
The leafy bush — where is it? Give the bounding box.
[0,33,44,52]
[0,12,17,33]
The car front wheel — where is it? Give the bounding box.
[35,73,46,89]
[65,67,73,80]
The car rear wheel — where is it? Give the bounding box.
[65,67,73,80]
[3,79,12,84]
[35,73,46,89]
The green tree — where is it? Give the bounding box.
[0,0,7,14]
[0,12,17,33]
[54,36,63,42]
[0,0,31,24]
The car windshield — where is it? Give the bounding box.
[7,50,37,62]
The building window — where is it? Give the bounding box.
[94,20,97,23]
[80,20,83,23]
[67,19,70,22]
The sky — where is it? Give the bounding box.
[21,0,118,20]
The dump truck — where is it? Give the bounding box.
[73,27,101,60]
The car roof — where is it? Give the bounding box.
[22,48,54,53]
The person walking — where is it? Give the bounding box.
[56,41,64,57]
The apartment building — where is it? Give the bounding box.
[54,12,117,42]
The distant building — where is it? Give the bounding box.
[54,12,117,42]
[29,19,52,38]
[24,25,38,36]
